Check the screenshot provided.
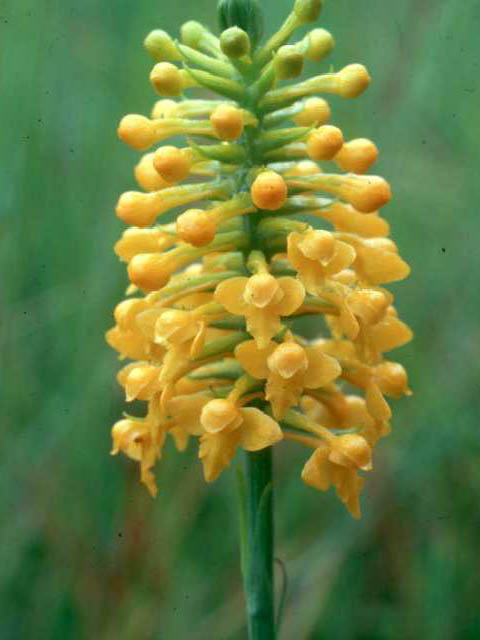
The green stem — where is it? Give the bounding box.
[243,448,276,640]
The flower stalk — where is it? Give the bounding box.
[243,448,276,640]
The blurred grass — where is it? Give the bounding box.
[1,0,480,638]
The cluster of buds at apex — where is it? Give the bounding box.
[107,0,411,517]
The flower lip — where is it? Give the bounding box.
[243,273,282,308]
[200,398,243,433]
[298,230,335,264]
[267,342,308,379]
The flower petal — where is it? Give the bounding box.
[214,277,249,315]
[301,445,332,491]
[304,346,342,388]
[239,408,283,451]
[234,340,274,379]
[246,308,282,349]
[274,277,305,316]
[366,382,392,421]
[198,430,241,482]
[265,374,302,420]
[167,392,212,436]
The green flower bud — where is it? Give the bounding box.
[305,28,334,61]
[144,30,182,62]
[220,26,251,58]
[217,0,263,50]
[294,0,323,24]
[181,21,208,49]
[274,45,304,80]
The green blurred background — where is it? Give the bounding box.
[2,0,479,637]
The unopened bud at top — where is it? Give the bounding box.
[220,26,251,58]
[336,64,371,98]
[153,146,191,183]
[135,153,170,192]
[336,175,391,213]
[305,28,334,61]
[128,253,172,291]
[150,62,185,97]
[293,97,330,126]
[118,114,155,151]
[217,0,264,50]
[176,209,217,247]
[294,0,323,24]
[307,125,344,161]
[144,30,182,62]
[251,170,287,210]
[334,138,378,174]
[181,21,209,48]
[210,104,244,141]
[274,45,304,80]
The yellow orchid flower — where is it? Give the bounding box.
[287,229,356,295]
[301,438,369,518]
[198,397,283,481]
[235,338,341,419]
[214,273,305,348]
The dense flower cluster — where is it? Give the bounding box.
[107,0,412,517]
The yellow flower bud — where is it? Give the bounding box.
[181,20,208,49]
[243,273,282,308]
[176,209,217,247]
[336,175,391,213]
[152,146,192,183]
[220,27,251,58]
[294,0,323,23]
[334,138,378,174]
[274,45,304,80]
[267,342,308,379]
[336,64,371,98]
[134,153,170,191]
[293,97,331,126]
[151,99,178,119]
[210,104,244,141]
[307,125,344,161]
[286,160,320,176]
[250,170,288,210]
[116,191,160,226]
[150,62,184,97]
[118,114,156,151]
[144,29,182,62]
[320,202,390,238]
[200,399,243,433]
[114,227,174,262]
[329,434,372,470]
[305,28,334,61]
[128,253,173,291]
